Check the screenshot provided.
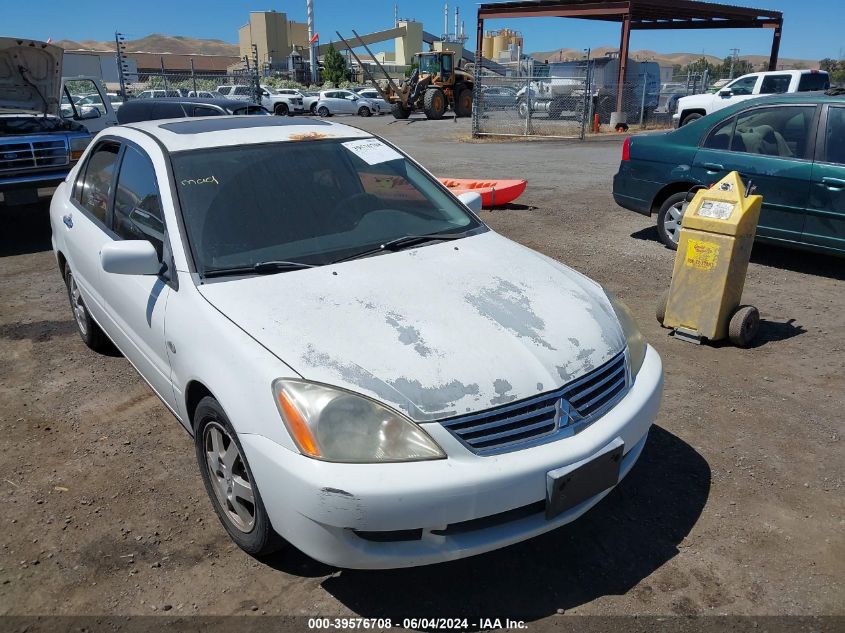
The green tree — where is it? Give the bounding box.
[322,43,350,87]
[819,58,839,73]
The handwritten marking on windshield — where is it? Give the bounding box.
[181,176,219,186]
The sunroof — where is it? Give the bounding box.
[157,116,332,135]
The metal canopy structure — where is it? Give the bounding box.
[476,0,784,111]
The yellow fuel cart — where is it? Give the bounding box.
[656,171,763,347]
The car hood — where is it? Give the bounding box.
[198,231,626,422]
[0,38,63,116]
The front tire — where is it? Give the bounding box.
[657,192,687,250]
[194,396,283,557]
[274,103,289,116]
[681,112,703,126]
[317,106,330,117]
[423,88,446,120]
[391,103,411,119]
[64,263,113,354]
[358,106,372,117]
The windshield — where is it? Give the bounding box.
[171,138,484,276]
[418,55,441,75]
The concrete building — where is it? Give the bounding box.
[394,20,423,66]
[238,10,310,67]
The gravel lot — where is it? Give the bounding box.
[0,114,842,622]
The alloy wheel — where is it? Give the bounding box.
[663,201,686,245]
[203,422,256,533]
[68,274,88,337]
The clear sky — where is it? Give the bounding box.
[4,0,842,61]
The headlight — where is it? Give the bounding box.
[604,289,647,377]
[70,136,92,161]
[272,379,445,463]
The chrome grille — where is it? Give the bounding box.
[440,350,629,455]
[0,139,68,173]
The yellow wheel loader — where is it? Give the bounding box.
[387,51,474,120]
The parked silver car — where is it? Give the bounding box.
[315,89,380,117]
[355,88,389,114]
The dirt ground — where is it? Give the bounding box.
[0,114,842,624]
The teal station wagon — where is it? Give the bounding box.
[613,92,845,256]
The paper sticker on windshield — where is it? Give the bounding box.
[697,200,734,220]
[342,139,402,165]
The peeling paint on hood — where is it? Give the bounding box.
[198,231,626,422]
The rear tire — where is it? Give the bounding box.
[317,106,330,117]
[391,102,411,119]
[194,396,284,557]
[64,263,113,354]
[310,103,317,114]
[656,192,688,250]
[423,88,446,120]
[274,103,289,116]
[454,88,473,118]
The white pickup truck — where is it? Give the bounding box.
[674,69,830,127]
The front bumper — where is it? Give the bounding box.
[242,345,663,569]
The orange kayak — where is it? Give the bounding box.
[438,178,527,208]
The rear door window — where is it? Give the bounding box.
[760,75,792,95]
[823,107,845,164]
[732,106,816,158]
[151,103,185,119]
[192,105,223,117]
[77,143,120,223]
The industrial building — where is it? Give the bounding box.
[238,10,311,70]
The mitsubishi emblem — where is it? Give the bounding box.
[553,397,581,429]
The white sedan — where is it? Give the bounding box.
[314,89,380,117]
[50,116,662,569]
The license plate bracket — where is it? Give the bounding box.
[546,438,624,520]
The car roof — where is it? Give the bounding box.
[120,116,371,152]
[124,97,260,109]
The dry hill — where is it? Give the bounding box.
[530,46,818,69]
[55,34,238,56]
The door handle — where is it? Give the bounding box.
[62,214,73,228]
[703,163,724,173]
[821,177,845,190]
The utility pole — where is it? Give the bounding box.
[729,48,739,79]
[307,0,318,85]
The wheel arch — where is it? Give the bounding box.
[679,108,706,125]
[185,380,215,432]
[650,181,697,215]
[56,250,67,277]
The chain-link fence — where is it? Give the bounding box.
[474,75,590,138]
[123,71,260,102]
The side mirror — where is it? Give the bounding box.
[719,89,733,97]
[78,107,101,120]
[457,191,483,214]
[101,241,161,275]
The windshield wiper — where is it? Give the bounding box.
[331,231,470,265]
[203,260,316,278]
